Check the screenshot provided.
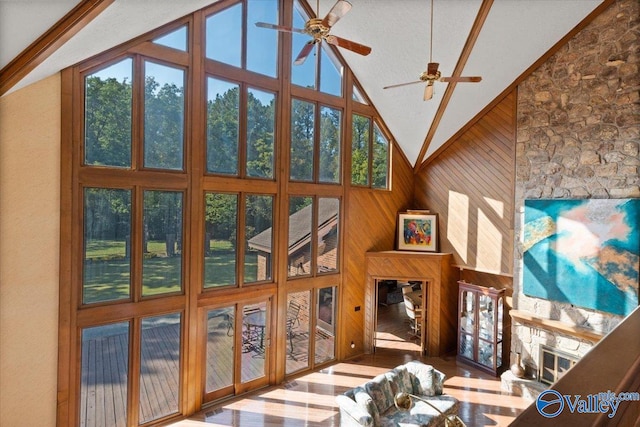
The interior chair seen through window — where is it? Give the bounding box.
[286,300,302,356]
[402,284,423,337]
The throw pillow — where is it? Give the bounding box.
[353,386,380,426]
[364,374,395,414]
[406,361,445,396]
[392,365,414,394]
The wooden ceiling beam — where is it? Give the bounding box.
[0,0,113,97]
[413,0,494,173]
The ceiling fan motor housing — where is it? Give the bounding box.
[304,18,330,39]
[420,62,441,82]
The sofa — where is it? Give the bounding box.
[335,361,460,427]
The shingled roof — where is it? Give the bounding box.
[248,198,339,254]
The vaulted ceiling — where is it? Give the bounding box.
[0,0,607,167]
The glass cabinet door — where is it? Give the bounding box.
[457,281,505,376]
[459,290,475,359]
[478,294,494,341]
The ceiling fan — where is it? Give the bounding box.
[383,0,481,101]
[255,0,371,65]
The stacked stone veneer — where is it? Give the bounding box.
[512,0,639,378]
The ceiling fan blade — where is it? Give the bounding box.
[322,0,352,28]
[325,35,371,56]
[424,83,434,101]
[383,80,423,90]
[255,22,306,34]
[294,41,316,65]
[440,76,482,83]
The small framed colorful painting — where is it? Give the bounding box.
[397,212,438,252]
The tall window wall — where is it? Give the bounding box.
[60,0,392,425]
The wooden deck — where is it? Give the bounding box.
[80,315,321,426]
[81,301,530,426]
[81,322,182,427]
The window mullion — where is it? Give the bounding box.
[133,55,144,171]
[237,193,246,286]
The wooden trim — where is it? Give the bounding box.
[414,0,494,171]
[453,264,513,278]
[509,310,604,342]
[418,0,616,170]
[0,0,114,96]
[57,66,75,427]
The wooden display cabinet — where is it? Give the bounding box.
[457,280,506,376]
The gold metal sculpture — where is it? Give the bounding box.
[393,392,467,427]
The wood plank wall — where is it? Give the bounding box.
[340,91,517,360]
[340,148,414,358]
[415,91,517,279]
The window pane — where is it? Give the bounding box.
[206,307,235,393]
[207,78,239,175]
[245,195,274,283]
[352,84,368,104]
[241,302,268,383]
[246,88,275,178]
[84,58,132,168]
[81,322,129,427]
[144,61,184,170]
[83,188,131,304]
[204,193,238,288]
[142,191,183,297]
[351,114,370,185]
[286,291,310,375]
[319,106,341,183]
[153,26,187,51]
[206,4,241,66]
[290,99,315,181]
[288,197,313,278]
[316,287,336,364]
[372,123,390,189]
[139,313,181,423]
[320,45,342,97]
[317,198,339,273]
[247,0,278,77]
[291,1,315,89]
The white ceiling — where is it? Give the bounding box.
[1,0,604,166]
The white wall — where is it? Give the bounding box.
[0,74,61,427]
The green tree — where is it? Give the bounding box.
[205,193,238,246]
[85,76,132,167]
[144,76,184,170]
[372,123,389,188]
[245,195,273,242]
[84,188,131,245]
[246,89,275,178]
[207,85,239,174]
[319,106,341,183]
[351,114,370,185]
[290,99,315,181]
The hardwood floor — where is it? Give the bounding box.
[171,300,531,426]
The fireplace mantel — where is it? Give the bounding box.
[509,310,604,342]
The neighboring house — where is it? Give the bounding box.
[248,198,339,278]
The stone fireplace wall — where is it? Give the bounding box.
[513,0,639,377]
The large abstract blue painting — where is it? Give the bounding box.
[523,199,639,316]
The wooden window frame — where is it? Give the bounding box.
[57,1,394,425]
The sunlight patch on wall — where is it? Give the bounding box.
[447,191,468,263]
[483,196,504,218]
[477,209,502,272]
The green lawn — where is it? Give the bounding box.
[83,239,258,302]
